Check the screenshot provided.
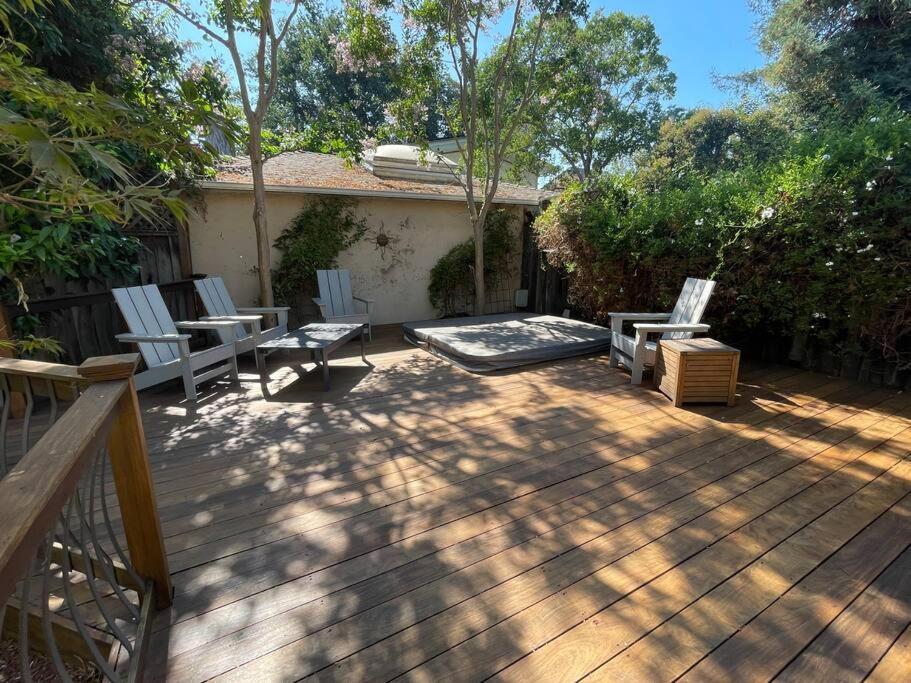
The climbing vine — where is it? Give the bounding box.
[428,208,516,316]
[272,196,368,305]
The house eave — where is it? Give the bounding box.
[199,180,541,207]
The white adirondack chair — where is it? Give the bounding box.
[313,269,373,340]
[609,277,716,385]
[194,276,290,354]
[112,284,240,401]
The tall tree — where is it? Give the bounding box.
[153,0,303,308]
[358,0,581,314]
[7,0,235,183]
[266,5,397,154]
[1,0,234,304]
[485,11,675,182]
[268,2,453,157]
[750,0,911,119]
[436,0,556,313]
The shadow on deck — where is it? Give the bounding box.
[133,325,911,682]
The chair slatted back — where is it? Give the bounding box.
[316,269,356,317]
[195,277,245,343]
[112,285,180,367]
[663,277,716,340]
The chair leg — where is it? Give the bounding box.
[229,353,239,382]
[178,340,197,401]
[181,364,197,401]
[631,330,648,385]
[630,358,645,385]
[609,321,622,368]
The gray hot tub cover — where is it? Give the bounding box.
[403,313,612,372]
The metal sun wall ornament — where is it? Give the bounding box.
[364,217,415,274]
[372,221,393,259]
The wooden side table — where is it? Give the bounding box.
[654,338,740,407]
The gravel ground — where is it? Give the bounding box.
[0,639,101,682]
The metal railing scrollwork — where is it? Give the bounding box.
[0,354,171,681]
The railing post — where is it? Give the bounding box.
[78,354,173,609]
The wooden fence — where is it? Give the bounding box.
[5,279,201,364]
[4,215,199,364]
[520,210,568,316]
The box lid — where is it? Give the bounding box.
[660,338,739,354]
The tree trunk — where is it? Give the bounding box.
[248,133,275,309]
[473,215,485,315]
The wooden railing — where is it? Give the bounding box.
[0,354,170,680]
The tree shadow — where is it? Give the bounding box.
[116,326,909,683]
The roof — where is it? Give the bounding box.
[203,151,545,206]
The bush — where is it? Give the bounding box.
[272,197,368,305]
[536,108,911,372]
[428,209,516,316]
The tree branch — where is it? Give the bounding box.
[146,0,229,47]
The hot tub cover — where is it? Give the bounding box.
[403,313,612,372]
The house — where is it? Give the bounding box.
[189,147,545,324]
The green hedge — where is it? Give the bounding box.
[536,109,911,376]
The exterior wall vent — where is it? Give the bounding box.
[364,144,460,184]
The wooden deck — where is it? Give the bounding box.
[135,326,911,682]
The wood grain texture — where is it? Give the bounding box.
[655,338,740,407]
[0,380,125,603]
[678,490,911,682]
[108,377,173,608]
[129,329,910,683]
[775,546,911,682]
[866,621,911,683]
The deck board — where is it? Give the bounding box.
[775,545,911,682]
[867,621,911,682]
[137,327,911,682]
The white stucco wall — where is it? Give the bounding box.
[187,189,526,325]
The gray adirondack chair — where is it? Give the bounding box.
[313,269,373,340]
[194,276,290,354]
[113,284,240,400]
[609,277,716,385]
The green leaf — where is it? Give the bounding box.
[0,106,25,124]
[81,143,131,182]
[29,140,76,177]
[1,121,47,142]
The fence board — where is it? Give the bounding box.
[8,230,198,363]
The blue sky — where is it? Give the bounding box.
[590,1,766,108]
[173,0,766,110]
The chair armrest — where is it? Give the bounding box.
[116,333,191,343]
[201,315,263,323]
[312,298,329,320]
[608,312,672,321]
[632,323,710,334]
[236,306,291,314]
[174,320,239,330]
[239,306,287,330]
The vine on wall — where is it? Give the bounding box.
[428,208,517,316]
[272,196,368,308]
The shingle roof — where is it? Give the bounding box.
[204,151,544,205]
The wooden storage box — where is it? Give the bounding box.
[655,338,740,407]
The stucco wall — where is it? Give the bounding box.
[187,189,526,325]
